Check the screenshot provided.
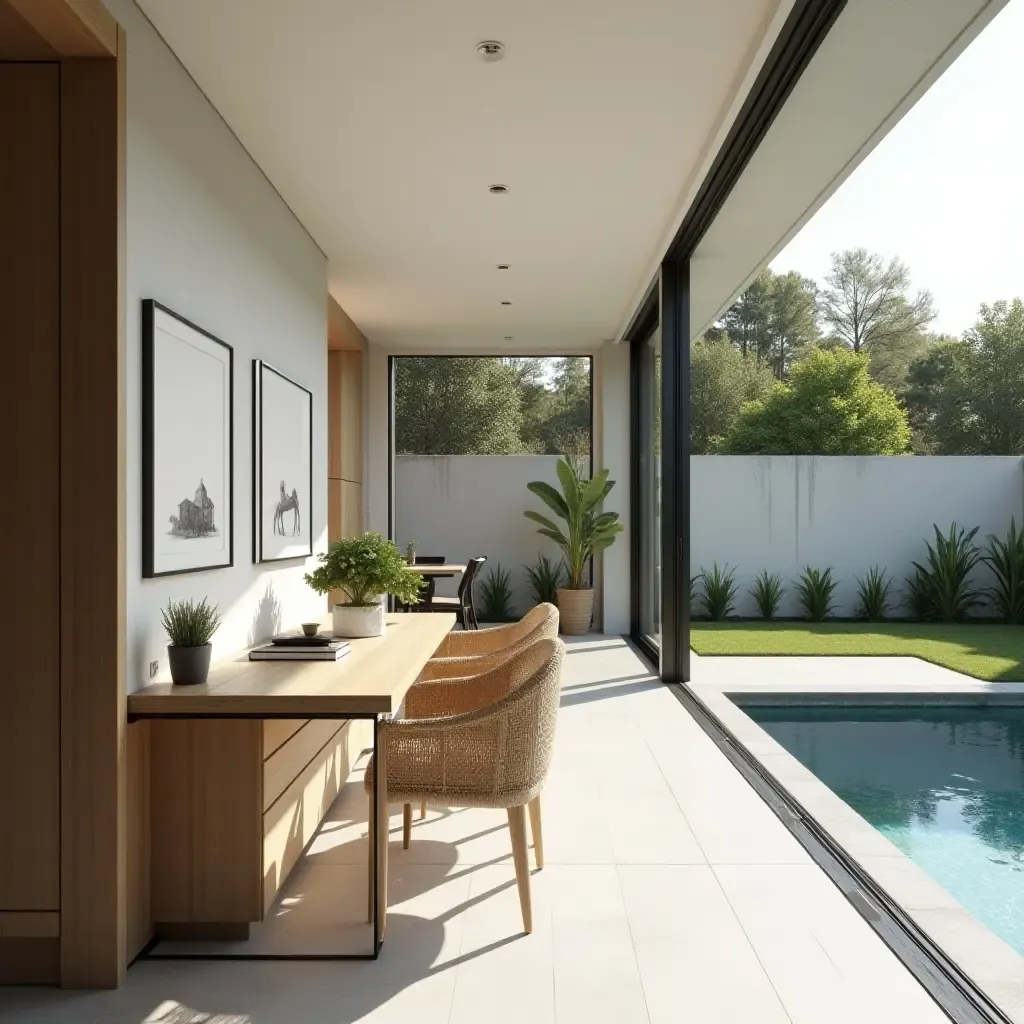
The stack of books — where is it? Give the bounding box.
[249,633,351,662]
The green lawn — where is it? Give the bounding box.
[690,621,1024,682]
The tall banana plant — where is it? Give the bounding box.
[524,458,623,590]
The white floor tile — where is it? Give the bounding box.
[713,864,950,1024]
[618,864,792,1024]
[447,864,556,1024]
[549,865,650,1024]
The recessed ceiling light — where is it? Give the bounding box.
[496,264,510,270]
[504,336,514,341]
[488,184,508,195]
[477,40,505,62]
[501,301,512,306]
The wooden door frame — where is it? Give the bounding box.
[59,45,127,988]
[1,0,127,988]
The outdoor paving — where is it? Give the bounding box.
[689,649,1023,693]
[0,637,955,1024]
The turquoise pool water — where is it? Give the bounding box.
[746,704,1024,956]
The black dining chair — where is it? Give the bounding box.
[414,555,445,612]
[430,556,486,629]
[397,555,446,612]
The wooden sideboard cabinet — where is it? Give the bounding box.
[150,716,372,937]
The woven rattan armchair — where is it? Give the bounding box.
[420,602,559,681]
[430,602,559,661]
[364,637,564,934]
[409,602,559,819]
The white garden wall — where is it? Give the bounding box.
[692,456,1024,617]
[397,454,1024,625]
[395,456,563,619]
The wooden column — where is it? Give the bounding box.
[59,48,126,988]
[0,61,61,986]
[328,349,365,537]
[327,295,368,607]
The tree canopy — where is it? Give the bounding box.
[819,248,935,355]
[903,300,1024,454]
[394,356,592,456]
[690,337,774,454]
[720,347,911,455]
[714,268,818,377]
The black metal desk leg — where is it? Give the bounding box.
[372,713,380,957]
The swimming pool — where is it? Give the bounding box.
[745,704,1024,956]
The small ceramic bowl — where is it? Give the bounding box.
[301,622,320,637]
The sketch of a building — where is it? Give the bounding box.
[169,479,216,537]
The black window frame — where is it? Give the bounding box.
[626,0,847,682]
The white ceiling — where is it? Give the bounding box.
[135,0,785,351]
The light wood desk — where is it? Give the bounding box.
[127,612,455,960]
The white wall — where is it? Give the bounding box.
[116,0,329,690]
[692,456,1024,617]
[395,456,562,618]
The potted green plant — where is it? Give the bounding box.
[524,457,623,634]
[161,597,221,685]
[305,532,424,638]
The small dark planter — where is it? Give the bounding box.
[168,643,212,686]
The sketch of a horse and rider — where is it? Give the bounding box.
[273,480,301,536]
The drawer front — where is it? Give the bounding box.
[263,719,305,759]
[261,719,371,913]
[263,719,345,813]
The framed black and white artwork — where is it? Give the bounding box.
[142,300,234,578]
[253,360,313,563]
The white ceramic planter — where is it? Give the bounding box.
[332,600,385,638]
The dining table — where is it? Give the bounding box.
[411,563,466,579]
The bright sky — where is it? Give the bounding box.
[770,0,1024,337]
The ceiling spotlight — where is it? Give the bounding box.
[477,40,505,62]
[489,184,508,195]
[501,300,512,306]
[496,264,510,270]
[504,336,514,341]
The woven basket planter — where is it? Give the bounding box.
[556,588,593,635]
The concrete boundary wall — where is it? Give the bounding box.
[692,456,1024,617]
[398,455,1024,623]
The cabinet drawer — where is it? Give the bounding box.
[263,719,344,812]
[263,719,305,759]
[261,719,370,913]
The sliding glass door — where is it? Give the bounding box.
[628,265,687,682]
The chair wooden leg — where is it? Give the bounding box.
[403,803,412,849]
[528,795,544,870]
[420,798,427,819]
[507,804,533,934]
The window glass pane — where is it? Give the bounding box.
[638,325,661,645]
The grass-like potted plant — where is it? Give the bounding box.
[524,457,623,635]
[305,532,424,638]
[161,597,221,686]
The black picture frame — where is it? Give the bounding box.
[252,359,314,564]
[142,299,234,578]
